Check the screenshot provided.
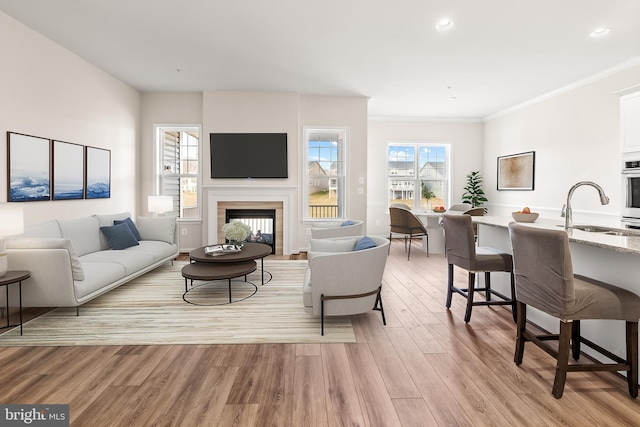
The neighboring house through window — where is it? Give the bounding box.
[304,128,347,220]
[155,125,201,219]
[387,142,450,210]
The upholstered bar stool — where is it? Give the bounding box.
[508,223,640,399]
[442,214,516,323]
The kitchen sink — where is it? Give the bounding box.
[556,224,640,236]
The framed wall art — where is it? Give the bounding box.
[497,151,535,191]
[7,132,51,202]
[53,140,85,200]
[85,146,111,199]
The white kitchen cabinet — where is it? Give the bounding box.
[621,90,640,153]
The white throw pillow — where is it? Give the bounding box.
[136,216,176,244]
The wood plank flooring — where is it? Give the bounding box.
[1,240,639,426]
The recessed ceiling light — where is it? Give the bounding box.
[589,27,611,38]
[436,19,455,30]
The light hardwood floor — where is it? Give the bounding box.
[1,240,639,426]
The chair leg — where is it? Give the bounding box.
[407,234,412,260]
[552,320,572,399]
[571,320,581,361]
[374,290,386,325]
[464,272,476,323]
[514,301,527,365]
[445,263,454,308]
[321,294,325,336]
[510,272,517,323]
[626,321,638,398]
[425,232,429,257]
[388,233,392,254]
[484,271,491,301]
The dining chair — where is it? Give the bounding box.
[389,206,428,259]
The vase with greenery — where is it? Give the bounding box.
[462,171,488,211]
[421,182,436,210]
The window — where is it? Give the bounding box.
[304,128,346,220]
[387,142,450,210]
[155,125,201,219]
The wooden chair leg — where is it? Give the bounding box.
[445,263,454,308]
[553,320,572,399]
[510,272,517,323]
[626,321,638,398]
[484,271,491,301]
[514,301,527,365]
[571,320,581,361]
[464,272,475,323]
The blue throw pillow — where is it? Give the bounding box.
[342,220,355,226]
[354,236,377,251]
[114,217,141,241]
[100,223,140,250]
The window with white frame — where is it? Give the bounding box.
[387,142,450,210]
[155,126,200,219]
[304,128,346,220]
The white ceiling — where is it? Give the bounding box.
[2,0,640,119]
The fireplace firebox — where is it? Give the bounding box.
[225,209,276,254]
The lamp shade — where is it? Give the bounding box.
[148,195,173,214]
[0,203,24,237]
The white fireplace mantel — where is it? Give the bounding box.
[207,186,297,255]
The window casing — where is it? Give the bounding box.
[304,128,347,220]
[155,126,201,219]
[387,142,450,210]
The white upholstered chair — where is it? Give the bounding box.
[310,220,364,239]
[303,235,389,335]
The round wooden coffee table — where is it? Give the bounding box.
[182,260,257,305]
[189,242,272,285]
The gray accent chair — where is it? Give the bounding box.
[389,206,428,259]
[448,203,472,212]
[303,236,389,335]
[442,213,516,323]
[509,223,640,399]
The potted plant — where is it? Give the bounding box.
[462,171,488,211]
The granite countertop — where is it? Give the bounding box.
[474,215,640,255]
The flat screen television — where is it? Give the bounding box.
[210,133,288,179]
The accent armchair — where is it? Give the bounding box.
[310,220,364,239]
[303,235,389,335]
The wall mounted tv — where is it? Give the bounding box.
[210,133,288,179]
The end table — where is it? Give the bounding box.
[0,270,30,335]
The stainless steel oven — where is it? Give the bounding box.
[622,160,640,224]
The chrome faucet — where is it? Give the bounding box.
[564,181,610,229]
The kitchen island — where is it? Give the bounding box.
[474,215,640,366]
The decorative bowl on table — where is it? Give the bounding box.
[512,212,539,223]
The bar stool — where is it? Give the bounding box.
[442,213,516,323]
[509,223,640,399]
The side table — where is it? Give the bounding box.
[0,270,30,335]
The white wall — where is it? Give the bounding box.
[483,62,640,222]
[366,119,484,236]
[0,11,140,226]
[140,92,203,250]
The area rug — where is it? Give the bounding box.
[0,260,355,346]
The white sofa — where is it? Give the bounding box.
[310,219,364,239]
[5,212,178,310]
[303,235,389,334]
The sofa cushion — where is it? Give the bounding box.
[57,216,102,256]
[354,236,377,251]
[21,220,62,238]
[95,212,133,249]
[100,223,140,250]
[80,249,154,276]
[136,216,176,244]
[342,220,355,226]
[127,240,178,263]
[74,262,126,300]
[309,238,356,253]
[114,217,141,241]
